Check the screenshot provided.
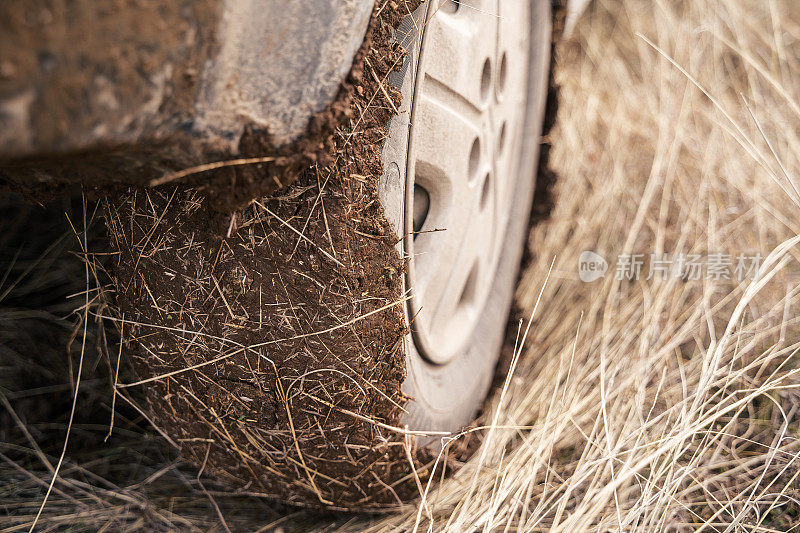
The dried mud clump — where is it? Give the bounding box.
[103,2,427,510]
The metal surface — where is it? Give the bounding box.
[379,0,552,439]
[0,0,373,169]
[404,0,532,365]
[195,0,374,150]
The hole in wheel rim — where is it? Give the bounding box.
[412,184,430,237]
[458,263,479,306]
[439,0,460,14]
[480,173,491,210]
[480,58,492,101]
[497,52,508,95]
[468,137,481,183]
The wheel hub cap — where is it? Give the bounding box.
[405,0,531,365]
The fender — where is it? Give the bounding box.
[0,0,590,204]
[0,0,373,202]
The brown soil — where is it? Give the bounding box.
[103,2,427,511]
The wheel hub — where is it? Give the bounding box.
[405,0,531,365]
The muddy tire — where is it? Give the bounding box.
[104,1,551,510]
[383,1,552,443]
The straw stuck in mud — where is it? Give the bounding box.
[101,1,426,510]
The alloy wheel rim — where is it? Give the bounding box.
[405,0,531,365]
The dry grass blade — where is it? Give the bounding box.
[252,200,347,268]
[28,196,91,532]
[148,156,276,187]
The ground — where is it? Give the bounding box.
[2,0,800,531]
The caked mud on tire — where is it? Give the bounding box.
[105,2,422,511]
[103,0,554,510]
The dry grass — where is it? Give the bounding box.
[351,0,800,530]
[3,0,800,530]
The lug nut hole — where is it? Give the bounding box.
[459,263,479,306]
[497,52,508,95]
[468,137,481,183]
[440,0,460,14]
[480,173,491,210]
[480,58,492,101]
[413,184,430,237]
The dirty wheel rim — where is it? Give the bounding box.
[405,0,531,365]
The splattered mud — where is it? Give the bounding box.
[103,2,428,510]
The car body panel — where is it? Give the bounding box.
[0,0,372,187]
